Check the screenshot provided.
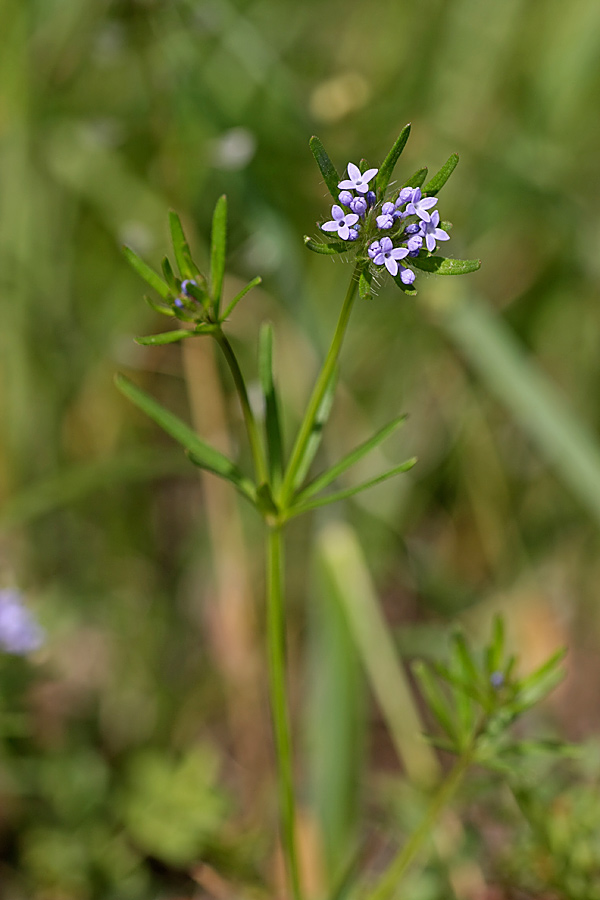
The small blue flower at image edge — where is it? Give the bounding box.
[0,589,44,655]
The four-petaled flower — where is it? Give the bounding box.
[0,589,44,655]
[338,162,379,194]
[369,237,409,276]
[419,210,450,252]
[321,205,360,240]
[405,188,438,223]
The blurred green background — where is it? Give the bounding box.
[2,0,600,897]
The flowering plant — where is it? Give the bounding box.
[116,126,567,900]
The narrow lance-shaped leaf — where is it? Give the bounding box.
[222,276,262,320]
[423,153,459,196]
[135,330,196,346]
[411,256,481,275]
[304,236,351,256]
[291,366,338,492]
[289,458,417,518]
[400,167,428,191]
[144,295,175,317]
[169,210,202,280]
[295,413,407,504]
[161,256,179,293]
[376,123,411,199]
[309,135,341,200]
[486,615,506,677]
[114,374,256,501]
[259,322,284,489]
[412,661,459,744]
[210,195,227,316]
[359,270,372,301]
[513,648,567,712]
[123,246,170,299]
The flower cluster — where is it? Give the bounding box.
[0,589,43,655]
[319,161,450,290]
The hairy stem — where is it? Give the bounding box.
[214,328,268,485]
[266,525,302,900]
[280,263,361,506]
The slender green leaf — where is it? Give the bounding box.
[433,662,484,706]
[304,236,351,255]
[486,615,506,677]
[222,276,262,320]
[135,329,196,346]
[144,294,175,317]
[210,195,227,314]
[169,210,202,280]
[393,272,418,296]
[451,632,480,685]
[161,256,179,292]
[123,246,170,299]
[291,366,338,492]
[412,661,458,743]
[295,414,407,504]
[290,458,416,517]
[309,135,341,200]
[423,153,459,196]
[400,167,428,191]
[376,123,411,199]
[259,322,284,489]
[513,649,567,712]
[114,374,255,500]
[411,256,481,275]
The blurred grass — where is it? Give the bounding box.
[1,0,600,896]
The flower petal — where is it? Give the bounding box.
[338,224,350,240]
[385,256,399,276]
[426,233,436,252]
[345,213,359,227]
[321,221,339,232]
[362,167,378,183]
[434,228,450,242]
[338,179,357,190]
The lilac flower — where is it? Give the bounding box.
[368,240,382,260]
[349,196,368,216]
[338,191,354,207]
[406,234,423,256]
[376,213,394,230]
[369,237,409,276]
[365,191,376,207]
[395,187,415,207]
[398,265,415,285]
[405,188,438,223]
[338,162,378,195]
[419,210,450,252]
[0,589,44,655]
[490,671,505,689]
[321,205,360,241]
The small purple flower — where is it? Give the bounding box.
[365,190,376,207]
[406,234,423,255]
[398,265,415,285]
[349,196,368,216]
[405,188,438,223]
[376,213,394,230]
[419,210,450,252]
[396,187,415,207]
[381,202,396,216]
[181,279,197,296]
[321,205,360,241]
[490,671,505,689]
[338,162,378,195]
[368,240,381,260]
[0,590,44,655]
[347,228,359,241]
[370,237,410,276]
[338,191,354,207]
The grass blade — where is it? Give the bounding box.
[222,276,262,320]
[295,414,407,503]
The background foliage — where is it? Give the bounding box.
[1,0,600,897]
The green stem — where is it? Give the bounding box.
[280,263,361,506]
[266,525,302,900]
[214,328,268,485]
[366,746,475,900]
